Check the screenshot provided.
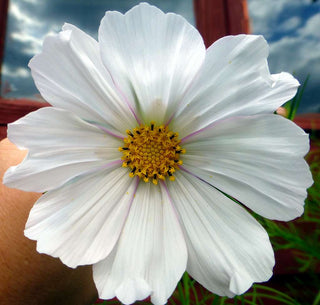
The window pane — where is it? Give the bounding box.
[248,0,320,113]
[1,0,194,101]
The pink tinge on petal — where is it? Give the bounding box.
[106,68,142,125]
[181,114,312,221]
[25,167,138,268]
[171,35,299,138]
[93,123,125,139]
[93,180,187,305]
[167,170,274,297]
[99,2,206,124]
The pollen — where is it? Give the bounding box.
[119,122,185,184]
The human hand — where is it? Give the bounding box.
[0,138,98,305]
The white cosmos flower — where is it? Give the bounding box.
[3,3,313,305]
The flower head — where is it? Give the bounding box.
[3,3,313,305]
[119,122,185,183]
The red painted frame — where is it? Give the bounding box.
[193,0,250,47]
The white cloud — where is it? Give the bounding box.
[250,3,320,77]
[2,64,30,78]
[267,28,320,112]
[9,2,41,26]
[268,35,319,73]
[248,0,320,112]
[280,16,301,31]
[11,29,58,55]
[298,13,320,39]
[8,0,61,55]
[248,0,310,38]
[248,0,286,37]
[10,31,42,55]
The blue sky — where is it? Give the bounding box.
[248,0,320,113]
[2,0,319,113]
[1,0,194,100]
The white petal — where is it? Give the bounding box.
[93,182,187,305]
[182,115,313,220]
[29,23,137,134]
[3,107,122,192]
[116,278,151,304]
[172,35,299,137]
[99,3,205,124]
[24,167,136,268]
[168,171,274,296]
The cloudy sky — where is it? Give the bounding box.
[1,0,319,113]
[248,0,320,113]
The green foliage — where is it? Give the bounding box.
[283,75,310,120]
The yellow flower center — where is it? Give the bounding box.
[119,122,185,184]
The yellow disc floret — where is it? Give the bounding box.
[119,122,185,184]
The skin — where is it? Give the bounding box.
[0,138,98,305]
[276,107,288,117]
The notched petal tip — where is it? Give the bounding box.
[2,156,29,190]
[2,166,15,187]
[102,2,163,19]
[211,34,270,59]
[99,0,205,125]
[229,269,273,296]
[271,71,300,86]
[62,22,74,31]
[229,236,274,295]
[124,2,164,16]
[115,278,151,305]
[28,27,73,69]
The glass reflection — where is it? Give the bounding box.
[248,0,320,113]
[1,0,194,100]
